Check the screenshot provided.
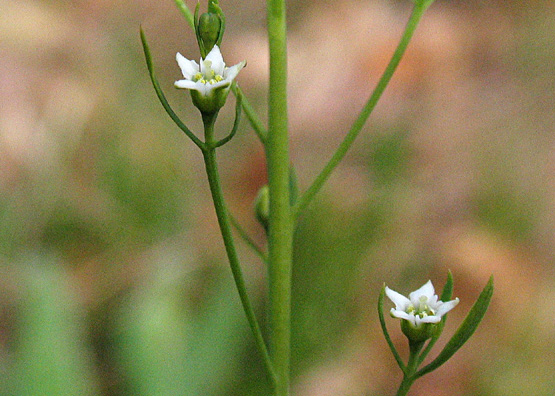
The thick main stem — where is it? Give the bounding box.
[202,115,276,389]
[266,0,293,393]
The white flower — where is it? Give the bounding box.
[385,280,459,328]
[174,45,245,114]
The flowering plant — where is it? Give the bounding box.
[139,0,494,394]
[379,273,493,396]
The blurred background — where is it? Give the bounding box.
[1,0,555,394]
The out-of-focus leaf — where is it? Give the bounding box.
[115,259,247,396]
[10,258,99,396]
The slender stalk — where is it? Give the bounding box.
[266,0,293,393]
[232,85,268,145]
[378,286,406,373]
[201,114,277,389]
[140,28,205,150]
[396,341,425,396]
[293,3,429,218]
[229,213,268,263]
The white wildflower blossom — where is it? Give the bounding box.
[174,45,245,114]
[385,280,459,329]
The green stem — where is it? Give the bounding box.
[201,114,276,389]
[293,3,429,218]
[229,213,268,263]
[396,340,425,396]
[396,370,415,396]
[232,85,268,145]
[140,28,205,150]
[266,0,293,392]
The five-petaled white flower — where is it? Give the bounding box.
[175,45,245,114]
[385,280,459,328]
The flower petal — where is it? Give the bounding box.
[174,79,200,90]
[428,294,439,308]
[196,82,213,96]
[385,287,411,311]
[409,280,435,306]
[209,80,231,91]
[390,309,415,323]
[176,53,199,80]
[224,60,246,81]
[204,45,225,75]
[436,298,460,317]
[416,315,442,324]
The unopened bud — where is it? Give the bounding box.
[254,185,270,233]
[194,1,225,59]
[198,12,221,55]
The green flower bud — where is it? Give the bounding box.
[198,12,221,55]
[254,185,270,232]
[194,1,225,59]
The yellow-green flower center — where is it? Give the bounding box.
[406,296,436,319]
[193,71,224,85]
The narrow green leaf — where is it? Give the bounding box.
[416,275,494,378]
[231,85,267,145]
[292,4,429,219]
[440,270,454,302]
[174,0,195,29]
[214,86,242,148]
[418,271,455,364]
[140,27,205,150]
[378,285,406,373]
